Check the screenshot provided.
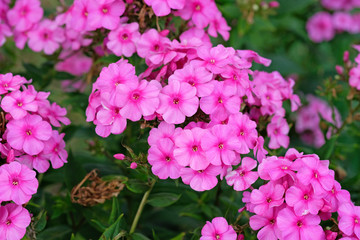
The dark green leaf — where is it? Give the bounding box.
[147,193,181,207]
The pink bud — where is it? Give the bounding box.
[269,1,280,8]
[6,149,14,163]
[237,234,245,240]
[343,51,350,63]
[130,162,138,169]
[114,153,125,160]
[325,230,337,240]
[335,65,344,75]
[238,207,246,213]
[159,30,170,37]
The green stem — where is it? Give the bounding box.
[129,179,156,234]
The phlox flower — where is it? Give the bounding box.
[6,0,43,32]
[0,203,31,240]
[277,207,325,240]
[250,182,285,215]
[144,0,185,16]
[228,113,258,154]
[306,12,335,42]
[338,203,360,238]
[236,50,272,67]
[17,152,50,173]
[148,122,181,146]
[225,157,258,191]
[94,59,138,94]
[257,156,295,181]
[180,164,222,191]
[70,0,91,31]
[107,22,141,57]
[267,116,290,149]
[201,124,242,166]
[157,80,199,124]
[0,23,12,47]
[200,217,237,240]
[28,19,65,55]
[0,73,28,94]
[88,0,125,30]
[0,161,38,205]
[1,89,38,119]
[285,184,324,216]
[349,65,360,90]
[136,29,173,65]
[176,0,218,28]
[195,45,232,74]
[148,138,182,179]
[253,136,268,163]
[55,53,92,77]
[6,115,52,155]
[249,208,281,240]
[168,64,214,97]
[43,131,68,169]
[295,156,334,194]
[113,80,161,121]
[207,11,231,41]
[38,102,71,127]
[324,181,351,212]
[174,127,209,170]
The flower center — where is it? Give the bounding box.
[3,83,8,87]
[195,4,201,11]
[355,219,359,224]
[210,59,216,64]
[132,93,140,100]
[122,33,129,40]
[165,157,171,162]
[218,98,223,103]
[12,179,19,185]
[314,172,318,178]
[17,102,23,107]
[270,219,275,225]
[102,8,108,13]
[239,131,245,136]
[173,98,180,105]
[266,198,272,203]
[303,194,309,200]
[198,170,203,173]
[218,143,224,149]
[6,220,11,225]
[192,146,198,152]
[281,166,288,170]
[297,221,303,228]
[26,130,32,135]
[215,234,220,239]
[239,171,244,177]
[154,44,160,51]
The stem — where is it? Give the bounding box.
[129,179,156,234]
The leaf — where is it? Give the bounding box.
[37,225,72,240]
[126,179,149,194]
[90,219,108,232]
[108,197,120,225]
[147,193,181,207]
[132,233,151,240]
[70,233,86,240]
[34,210,47,232]
[319,135,338,160]
[96,55,120,64]
[99,214,125,240]
[170,232,186,240]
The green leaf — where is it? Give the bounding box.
[126,179,149,193]
[132,233,151,240]
[70,233,86,240]
[96,55,120,64]
[34,210,47,232]
[99,214,125,240]
[319,135,338,160]
[108,197,120,225]
[170,232,186,240]
[90,219,108,232]
[37,225,72,240]
[147,193,181,207]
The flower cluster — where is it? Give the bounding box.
[346,45,360,90]
[306,2,360,42]
[0,73,70,239]
[87,32,300,191]
[296,95,341,148]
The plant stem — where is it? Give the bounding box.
[129,179,156,234]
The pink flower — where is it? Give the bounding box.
[207,12,231,41]
[37,102,71,127]
[0,161,38,204]
[306,12,335,42]
[333,12,353,32]
[148,122,181,146]
[157,80,199,124]
[236,50,272,67]
[6,0,43,32]
[349,66,360,90]
[295,156,334,194]
[174,127,209,170]
[168,64,214,97]
[177,0,217,28]
[0,23,12,46]
[28,19,65,55]
[228,113,258,154]
[258,156,295,181]
[113,80,161,121]
[113,153,125,160]
[250,208,281,240]
[70,0,91,31]
[285,184,324,216]
[253,136,268,163]
[16,152,50,173]
[267,116,290,149]
[148,138,182,179]
[200,217,237,240]
[136,29,173,65]
[196,45,232,74]
[107,22,141,57]
[250,182,285,215]
[130,162,137,169]
[0,203,31,240]
[180,164,222,191]
[88,0,125,30]
[94,59,138,94]
[201,124,242,166]
[55,53,92,76]
[338,203,360,238]
[277,207,325,240]
[0,73,28,94]
[1,90,38,119]
[144,0,185,16]
[43,131,68,169]
[225,157,258,191]
[6,115,52,155]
